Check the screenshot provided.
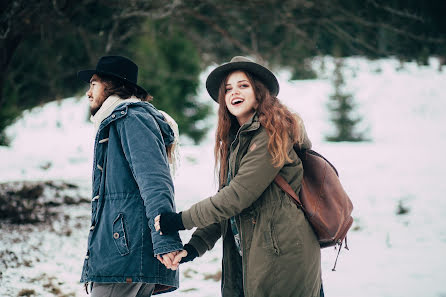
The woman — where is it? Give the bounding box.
[155,56,323,297]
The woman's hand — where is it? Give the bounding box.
[157,250,180,270]
[178,244,198,264]
[154,212,185,235]
[172,250,188,266]
[156,244,199,270]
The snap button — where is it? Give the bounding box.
[90,225,95,231]
[97,164,103,171]
[113,232,120,239]
[121,111,125,115]
[85,255,89,260]
[112,114,116,118]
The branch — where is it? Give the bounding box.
[367,0,425,22]
[0,22,10,39]
[116,28,136,45]
[322,20,380,54]
[105,20,119,53]
[114,0,183,21]
[378,22,445,44]
[52,0,66,17]
[185,9,255,56]
[77,27,96,65]
[334,4,445,44]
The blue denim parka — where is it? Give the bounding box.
[80,101,182,294]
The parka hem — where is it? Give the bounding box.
[80,276,178,295]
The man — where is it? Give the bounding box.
[78,56,182,296]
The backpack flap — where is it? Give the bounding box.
[275,149,354,248]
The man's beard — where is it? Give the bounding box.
[90,105,101,116]
[90,93,107,116]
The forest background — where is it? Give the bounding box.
[1,0,445,145]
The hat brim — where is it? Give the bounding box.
[205,61,279,102]
[77,70,148,95]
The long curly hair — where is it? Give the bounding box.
[214,70,304,186]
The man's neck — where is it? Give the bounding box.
[90,95,140,132]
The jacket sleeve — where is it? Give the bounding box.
[188,222,222,256]
[182,128,286,229]
[117,112,183,255]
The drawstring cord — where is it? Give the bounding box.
[332,236,349,271]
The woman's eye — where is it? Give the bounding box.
[225,88,232,93]
[240,84,249,88]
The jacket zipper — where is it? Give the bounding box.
[229,122,258,297]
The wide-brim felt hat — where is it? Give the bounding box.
[78,55,147,94]
[206,56,279,102]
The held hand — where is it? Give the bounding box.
[154,214,162,235]
[156,251,180,270]
[178,244,199,264]
[154,212,185,235]
[172,250,188,266]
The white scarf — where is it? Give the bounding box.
[90,95,141,132]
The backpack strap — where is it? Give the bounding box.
[274,175,303,208]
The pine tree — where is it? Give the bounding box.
[326,59,367,142]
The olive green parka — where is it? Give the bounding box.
[182,114,322,297]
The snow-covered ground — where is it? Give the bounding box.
[1,57,446,297]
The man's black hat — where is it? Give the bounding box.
[78,56,147,94]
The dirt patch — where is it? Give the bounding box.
[203,270,222,282]
[0,180,89,224]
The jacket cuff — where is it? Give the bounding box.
[153,242,184,257]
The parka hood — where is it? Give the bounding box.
[145,104,176,147]
[114,101,176,147]
[298,120,312,150]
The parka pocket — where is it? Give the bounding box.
[267,222,280,256]
[112,213,130,256]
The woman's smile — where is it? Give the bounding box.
[225,71,258,125]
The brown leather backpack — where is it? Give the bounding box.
[274,148,353,251]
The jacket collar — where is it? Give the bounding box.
[94,97,147,133]
[91,95,141,132]
[93,100,176,155]
[239,112,260,133]
[228,112,260,143]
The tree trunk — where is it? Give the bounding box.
[0,35,22,107]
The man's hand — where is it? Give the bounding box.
[157,244,198,270]
[156,251,180,270]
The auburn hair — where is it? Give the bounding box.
[214,70,305,186]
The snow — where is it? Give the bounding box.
[1,57,446,297]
